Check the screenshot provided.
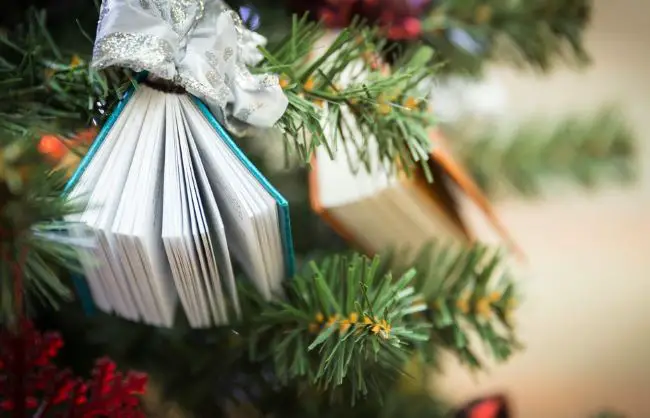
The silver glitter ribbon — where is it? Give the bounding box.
[93,0,288,131]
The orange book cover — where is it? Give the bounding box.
[427,130,522,256]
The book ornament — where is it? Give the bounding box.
[65,0,295,328]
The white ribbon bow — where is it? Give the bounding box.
[93,0,288,131]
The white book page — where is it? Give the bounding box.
[317,106,393,208]
[381,187,428,254]
[185,98,284,291]
[91,89,153,320]
[327,182,464,257]
[173,105,205,327]
[180,107,239,323]
[69,225,112,313]
[112,87,168,326]
[94,230,139,320]
[216,166,273,294]
[179,98,273,298]
[176,102,213,327]
[66,88,141,205]
[162,95,200,328]
[131,90,178,328]
[66,213,112,313]
[400,181,466,244]
[69,86,289,324]
[95,132,144,321]
[247,189,282,294]
[65,90,139,315]
[78,87,155,318]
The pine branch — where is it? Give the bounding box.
[0,136,80,324]
[0,9,130,142]
[450,108,636,197]
[246,253,430,404]
[246,243,520,403]
[257,17,438,177]
[421,0,591,74]
[0,7,525,411]
[383,241,520,368]
[0,9,127,323]
[419,242,519,367]
[6,10,439,177]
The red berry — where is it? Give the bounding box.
[403,17,421,37]
[0,399,14,410]
[38,135,68,161]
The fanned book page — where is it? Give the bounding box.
[66,84,294,328]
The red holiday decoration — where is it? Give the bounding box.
[38,128,97,163]
[454,395,511,418]
[37,135,68,162]
[0,320,148,418]
[290,0,431,40]
[38,128,97,177]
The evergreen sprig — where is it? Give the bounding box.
[0,9,129,140]
[404,242,520,368]
[0,137,80,324]
[246,243,519,403]
[421,0,591,74]
[247,253,430,404]
[0,9,117,324]
[451,108,636,197]
[258,17,438,177]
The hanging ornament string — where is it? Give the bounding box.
[92,0,288,135]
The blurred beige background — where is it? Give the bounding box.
[436,1,650,417]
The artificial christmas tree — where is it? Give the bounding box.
[0,1,637,417]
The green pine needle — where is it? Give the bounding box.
[451,108,636,197]
[257,18,438,177]
[385,241,520,368]
[421,0,591,74]
[247,253,430,404]
[0,9,129,141]
[246,244,520,403]
[0,10,112,323]
[0,138,80,324]
[0,9,527,410]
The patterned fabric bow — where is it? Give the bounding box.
[93,0,288,132]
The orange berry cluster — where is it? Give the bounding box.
[453,290,516,322]
[308,311,392,339]
[376,94,421,115]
